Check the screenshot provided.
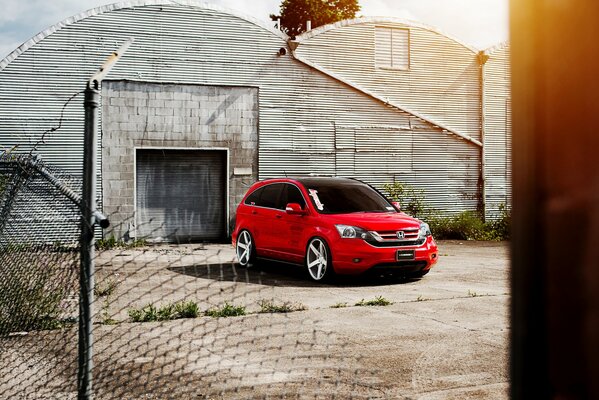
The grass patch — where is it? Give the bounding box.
[355,296,393,307]
[205,302,246,318]
[0,250,78,334]
[128,300,200,322]
[96,236,147,250]
[330,302,349,308]
[174,301,200,318]
[258,300,306,313]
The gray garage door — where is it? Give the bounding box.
[136,149,226,242]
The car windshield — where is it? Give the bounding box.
[303,181,396,214]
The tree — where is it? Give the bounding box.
[271,0,361,38]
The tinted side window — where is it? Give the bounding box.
[244,187,263,206]
[281,184,306,209]
[258,183,283,209]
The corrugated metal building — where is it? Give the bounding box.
[482,43,511,217]
[0,1,511,242]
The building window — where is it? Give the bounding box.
[375,27,410,70]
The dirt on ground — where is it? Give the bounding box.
[0,240,510,399]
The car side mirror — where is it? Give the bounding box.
[285,203,306,215]
[391,201,401,212]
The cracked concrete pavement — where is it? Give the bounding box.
[1,240,509,399]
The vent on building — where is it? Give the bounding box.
[375,27,410,70]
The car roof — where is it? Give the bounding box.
[292,176,364,186]
[253,177,369,189]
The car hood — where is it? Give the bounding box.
[325,212,421,231]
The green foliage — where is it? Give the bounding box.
[427,206,511,241]
[205,302,246,318]
[487,203,511,240]
[258,299,306,313]
[97,278,119,325]
[96,236,147,250]
[383,182,427,218]
[355,296,393,307]
[383,181,511,241]
[128,304,158,322]
[0,173,8,198]
[428,211,487,240]
[271,0,361,38]
[0,256,74,334]
[128,300,200,322]
[174,301,200,319]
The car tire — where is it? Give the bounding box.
[236,229,256,267]
[305,237,334,282]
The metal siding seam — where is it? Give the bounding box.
[290,48,483,148]
[0,3,482,217]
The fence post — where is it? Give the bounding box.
[78,81,99,400]
[76,39,132,400]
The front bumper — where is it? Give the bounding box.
[331,235,438,275]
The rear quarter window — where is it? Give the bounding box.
[243,183,284,209]
[244,187,263,206]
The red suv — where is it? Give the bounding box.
[232,177,438,281]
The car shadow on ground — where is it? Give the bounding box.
[167,259,420,288]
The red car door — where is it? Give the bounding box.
[250,183,284,259]
[274,183,309,264]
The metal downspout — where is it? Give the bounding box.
[478,51,490,221]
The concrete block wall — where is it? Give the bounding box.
[101,80,258,240]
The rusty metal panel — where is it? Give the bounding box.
[483,43,511,218]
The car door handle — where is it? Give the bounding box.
[252,210,258,215]
[275,214,282,219]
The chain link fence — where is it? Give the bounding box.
[0,151,381,399]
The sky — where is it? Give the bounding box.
[0,0,508,60]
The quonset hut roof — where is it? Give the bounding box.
[294,16,480,53]
[0,0,288,71]
[292,17,483,147]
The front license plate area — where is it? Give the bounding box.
[396,250,415,261]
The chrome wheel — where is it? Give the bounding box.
[306,238,329,281]
[236,230,253,266]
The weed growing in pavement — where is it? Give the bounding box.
[128,304,157,322]
[94,279,119,297]
[355,296,393,307]
[467,290,479,297]
[0,256,75,334]
[174,301,200,318]
[128,300,201,322]
[96,236,147,250]
[330,302,349,308]
[258,300,306,313]
[416,295,430,302]
[205,302,246,318]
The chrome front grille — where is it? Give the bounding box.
[366,228,425,247]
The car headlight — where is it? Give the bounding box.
[335,224,369,239]
[419,222,432,237]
